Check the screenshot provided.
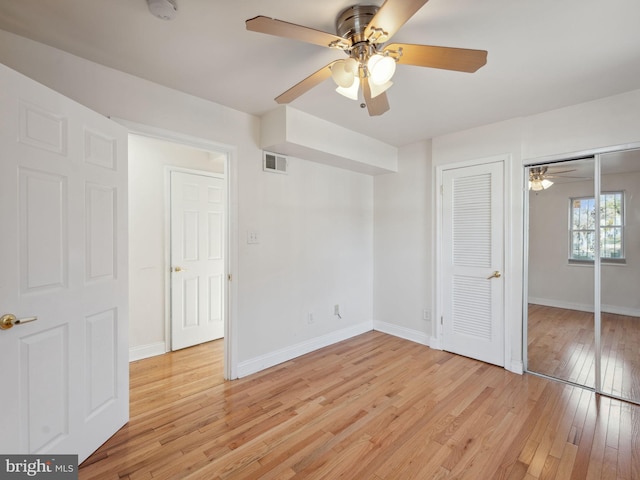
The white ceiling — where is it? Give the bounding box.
[1,0,640,147]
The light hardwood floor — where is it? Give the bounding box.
[80,331,640,479]
[528,304,640,402]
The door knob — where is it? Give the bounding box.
[487,271,502,280]
[0,314,38,330]
[173,266,184,272]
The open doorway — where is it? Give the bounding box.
[127,132,231,375]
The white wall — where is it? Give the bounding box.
[528,172,640,315]
[0,30,375,376]
[373,141,433,344]
[239,155,373,370]
[128,135,225,360]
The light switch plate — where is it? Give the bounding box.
[247,230,260,244]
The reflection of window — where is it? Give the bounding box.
[570,192,624,261]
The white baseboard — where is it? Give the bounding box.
[529,297,640,317]
[373,320,431,347]
[237,321,374,378]
[129,341,166,362]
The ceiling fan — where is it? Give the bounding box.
[528,166,584,191]
[245,0,488,116]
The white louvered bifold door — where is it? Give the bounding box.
[441,162,504,366]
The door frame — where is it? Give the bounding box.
[434,154,514,371]
[113,118,238,380]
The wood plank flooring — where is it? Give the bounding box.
[528,304,640,401]
[79,331,640,479]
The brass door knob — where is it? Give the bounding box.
[487,271,502,280]
[1,314,38,330]
[173,266,184,272]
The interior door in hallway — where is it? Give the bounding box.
[441,161,505,366]
[0,63,128,462]
[170,170,225,350]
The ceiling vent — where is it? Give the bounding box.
[263,152,288,174]
[147,0,178,20]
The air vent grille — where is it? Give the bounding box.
[263,152,288,174]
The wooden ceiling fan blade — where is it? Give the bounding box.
[385,43,487,73]
[246,16,350,50]
[362,78,390,116]
[364,0,429,44]
[275,62,337,104]
[546,175,591,179]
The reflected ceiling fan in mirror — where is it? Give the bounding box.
[528,166,586,191]
[246,0,488,116]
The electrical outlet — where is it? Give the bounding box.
[423,309,431,321]
[334,304,342,319]
[307,313,314,324]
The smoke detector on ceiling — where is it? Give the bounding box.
[146,0,177,20]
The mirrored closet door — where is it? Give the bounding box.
[526,149,640,404]
[527,157,596,390]
[599,150,640,402]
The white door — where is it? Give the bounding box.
[0,64,128,462]
[441,161,504,366]
[170,171,225,350]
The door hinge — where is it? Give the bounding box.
[227,273,232,281]
[440,316,443,325]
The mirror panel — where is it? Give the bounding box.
[600,149,640,402]
[527,158,596,388]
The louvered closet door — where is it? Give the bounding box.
[442,162,504,366]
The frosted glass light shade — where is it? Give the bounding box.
[367,54,396,85]
[336,77,360,100]
[529,179,554,191]
[344,57,358,75]
[331,59,356,88]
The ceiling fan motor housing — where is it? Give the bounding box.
[336,5,379,45]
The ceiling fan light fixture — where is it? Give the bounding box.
[246,1,488,117]
[331,59,356,88]
[336,76,360,100]
[367,54,396,85]
[529,178,554,191]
